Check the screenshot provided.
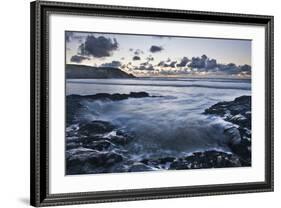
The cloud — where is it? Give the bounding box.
[150,45,163,53]
[177,57,189,67]
[78,35,118,58]
[186,54,218,70]
[158,61,165,67]
[189,56,206,69]
[100,61,122,68]
[146,56,154,62]
[135,62,154,71]
[238,64,251,76]
[216,63,251,75]
[239,64,251,72]
[169,61,177,68]
[157,59,176,68]
[132,56,141,61]
[205,59,217,69]
[217,63,239,74]
[70,55,90,63]
[134,49,144,55]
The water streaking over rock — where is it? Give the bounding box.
[66,92,158,125]
[66,91,251,175]
[204,95,251,166]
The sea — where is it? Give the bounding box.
[66,77,251,162]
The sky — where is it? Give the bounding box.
[66,31,251,78]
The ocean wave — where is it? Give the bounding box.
[67,81,250,90]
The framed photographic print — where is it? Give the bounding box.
[30,0,274,207]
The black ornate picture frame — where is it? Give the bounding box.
[30,0,274,207]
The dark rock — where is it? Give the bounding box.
[66,142,81,150]
[223,126,241,145]
[169,150,241,170]
[67,91,152,102]
[78,120,115,135]
[204,95,251,119]
[128,163,154,172]
[66,92,157,125]
[140,157,176,168]
[66,96,84,125]
[66,148,123,174]
[204,96,251,166]
[229,138,251,166]
[129,92,149,98]
[159,157,176,164]
[109,130,133,145]
[82,140,113,151]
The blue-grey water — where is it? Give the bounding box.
[66,77,251,160]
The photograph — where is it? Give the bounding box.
[65,31,252,175]
[30,1,273,206]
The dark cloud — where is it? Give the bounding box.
[132,56,141,61]
[78,35,118,58]
[216,64,251,75]
[177,57,189,67]
[157,59,177,68]
[158,61,165,67]
[150,45,163,53]
[134,49,144,55]
[154,54,250,76]
[239,64,251,72]
[70,55,90,63]
[205,59,217,69]
[146,56,154,62]
[135,62,154,71]
[169,61,177,68]
[217,63,238,74]
[100,60,122,68]
[186,54,218,70]
[189,56,206,69]
[239,64,251,76]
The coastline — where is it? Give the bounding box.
[66,92,251,175]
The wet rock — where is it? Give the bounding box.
[78,120,115,135]
[223,126,241,145]
[66,148,123,174]
[82,140,113,151]
[67,92,151,102]
[66,92,156,125]
[204,95,251,119]
[169,150,242,170]
[66,96,84,125]
[159,157,176,164]
[140,157,176,168]
[109,130,133,145]
[204,96,251,166]
[128,163,155,172]
[229,138,251,166]
[66,142,81,150]
[129,92,149,98]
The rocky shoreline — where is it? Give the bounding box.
[66,93,251,175]
[66,92,157,125]
[204,95,251,166]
